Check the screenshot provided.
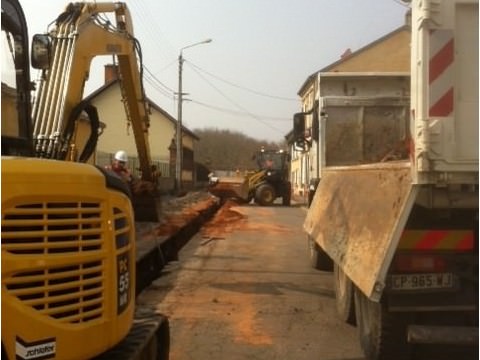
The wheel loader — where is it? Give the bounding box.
[209,148,291,206]
[1,1,169,359]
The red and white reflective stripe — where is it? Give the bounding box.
[399,230,474,251]
[429,30,454,117]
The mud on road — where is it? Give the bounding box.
[137,200,364,360]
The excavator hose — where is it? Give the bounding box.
[78,104,100,162]
[62,100,100,162]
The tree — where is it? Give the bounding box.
[193,127,286,171]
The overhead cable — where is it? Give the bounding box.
[143,73,176,101]
[186,60,298,102]
[190,100,290,121]
[144,65,176,94]
[187,63,287,135]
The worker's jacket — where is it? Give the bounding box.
[104,164,132,184]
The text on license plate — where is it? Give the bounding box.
[389,273,455,291]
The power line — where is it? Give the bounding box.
[391,0,410,7]
[127,1,179,101]
[144,58,290,126]
[187,63,287,135]
[143,73,175,101]
[190,100,290,121]
[185,60,298,102]
[124,1,293,137]
[127,1,177,63]
[144,65,176,94]
[155,58,178,74]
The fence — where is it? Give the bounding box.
[96,151,171,179]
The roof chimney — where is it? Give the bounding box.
[340,48,352,59]
[104,64,119,84]
[405,9,412,28]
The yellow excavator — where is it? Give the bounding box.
[209,148,291,206]
[2,1,168,359]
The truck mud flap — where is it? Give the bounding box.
[304,161,417,301]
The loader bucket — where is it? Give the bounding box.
[208,177,249,202]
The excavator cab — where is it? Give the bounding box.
[1,0,33,157]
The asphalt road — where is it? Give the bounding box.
[138,202,365,360]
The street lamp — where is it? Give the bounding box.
[176,38,212,191]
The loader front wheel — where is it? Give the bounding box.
[354,287,411,360]
[255,184,276,206]
[307,234,333,271]
[333,263,355,325]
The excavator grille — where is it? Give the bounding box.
[2,201,103,254]
[4,261,105,323]
[1,200,125,324]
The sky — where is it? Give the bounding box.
[20,0,410,142]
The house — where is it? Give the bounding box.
[84,64,199,191]
[285,129,307,200]
[289,21,411,201]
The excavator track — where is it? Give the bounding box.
[94,308,170,360]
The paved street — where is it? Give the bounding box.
[138,202,364,360]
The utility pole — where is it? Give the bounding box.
[176,53,184,192]
[175,38,212,191]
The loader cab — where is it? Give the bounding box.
[257,152,282,171]
[1,0,34,157]
[256,149,288,169]
[255,149,290,182]
[252,148,291,206]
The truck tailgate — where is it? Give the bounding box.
[304,161,417,301]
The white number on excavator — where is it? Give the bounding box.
[117,253,131,313]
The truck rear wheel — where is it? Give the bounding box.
[354,287,411,360]
[333,263,355,325]
[307,234,333,271]
[255,184,276,206]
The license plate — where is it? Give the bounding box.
[389,273,455,291]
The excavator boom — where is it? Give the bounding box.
[32,2,153,181]
[31,1,163,221]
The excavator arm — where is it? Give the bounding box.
[32,2,153,181]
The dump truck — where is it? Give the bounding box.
[2,1,170,359]
[297,72,411,270]
[208,148,291,206]
[293,1,478,359]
